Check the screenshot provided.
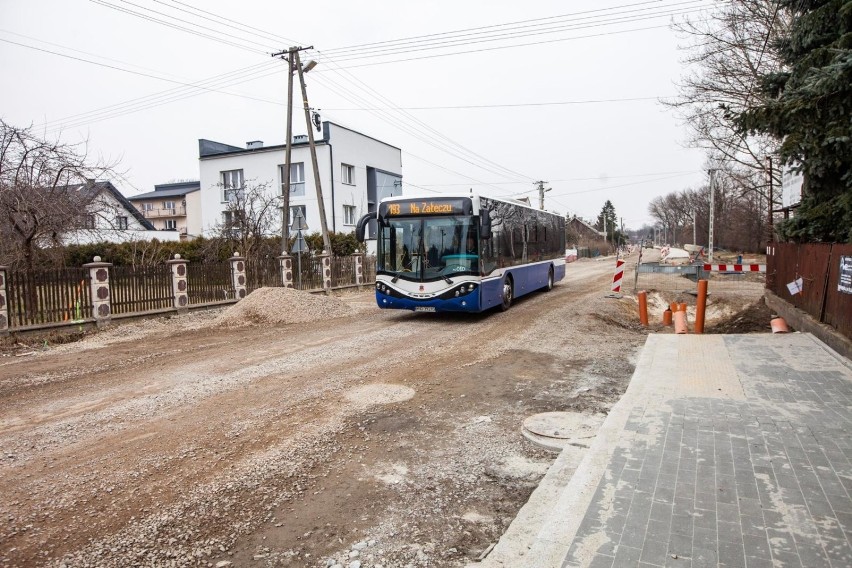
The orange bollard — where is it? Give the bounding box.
[679,302,688,313]
[770,317,789,333]
[674,310,688,334]
[670,302,679,313]
[638,290,649,326]
[694,279,708,334]
[663,308,673,326]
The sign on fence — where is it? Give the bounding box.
[840,256,852,295]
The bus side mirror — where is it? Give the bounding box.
[480,210,492,239]
[355,213,374,243]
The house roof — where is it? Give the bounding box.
[198,121,401,159]
[569,215,605,237]
[127,181,200,201]
[70,180,155,230]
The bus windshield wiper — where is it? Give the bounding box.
[442,275,453,285]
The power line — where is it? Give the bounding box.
[315,1,714,62]
[89,0,273,54]
[320,95,667,111]
[315,0,710,58]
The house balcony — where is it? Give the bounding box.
[142,206,187,218]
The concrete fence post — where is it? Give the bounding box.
[83,256,113,328]
[351,253,364,289]
[0,266,9,336]
[278,254,294,288]
[167,254,189,312]
[320,252,332,293]
[230,253,247,300]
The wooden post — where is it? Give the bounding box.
[0,266,8,335]
[83,256,113,328]
[695,279,708,334]
[167,254,189,312]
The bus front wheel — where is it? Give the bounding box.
[500,277,513,311]
[545,267,554,291]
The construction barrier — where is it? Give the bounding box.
[611,259,625,292]
[703,264,766,273]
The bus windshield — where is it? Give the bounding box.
[378,216,479,281]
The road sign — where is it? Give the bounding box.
[291,209,309,231]
[291,233,308,253]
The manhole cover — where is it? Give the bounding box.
[522,412,604,452]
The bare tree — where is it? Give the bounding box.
[0,120,121,271]
[664,1,788,200]
[207,180,280,260]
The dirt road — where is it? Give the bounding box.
[0,257,648,568]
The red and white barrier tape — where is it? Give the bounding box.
[612,259,625,292]
[702,264,766,273]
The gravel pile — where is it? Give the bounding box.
[217,287,354,326]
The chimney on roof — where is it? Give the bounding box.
[246,140,264,149]
[293,134,308,144]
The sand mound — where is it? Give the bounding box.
[217,287,353,326]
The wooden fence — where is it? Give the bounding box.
[767,243,852,339]
[1,255,378,332]
[6,268,91,327]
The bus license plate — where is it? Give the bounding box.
[415,306,435,312]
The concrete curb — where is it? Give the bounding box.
[765,290,852,361]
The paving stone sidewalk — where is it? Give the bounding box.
[562,333,852,568]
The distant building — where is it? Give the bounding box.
[127,181,202,239]
[197,121,403,248]
[567,215,606,244]
[62,180,180,245]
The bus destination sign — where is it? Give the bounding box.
[383,198,468,217]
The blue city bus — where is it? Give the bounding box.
[356,194,566,313]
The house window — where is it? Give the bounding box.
[279,163,305,197]
[341,163,355,185]
[85,214,96,229]
[343,205,356,225]
[116,216,128,230]
[221,169,244,203]
[163,201,176,211]
[222,210,245,228]
[143,203,153,211]
[164,219,177,230]
[289,205,307,227]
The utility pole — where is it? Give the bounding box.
[708,168,716,263]
[294,50,332,254]
[534,180,550,210]
[272,46,310,253]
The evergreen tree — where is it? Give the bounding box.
[736,0,852,242]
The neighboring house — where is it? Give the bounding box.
[567,216,606,242]
[62,180,181,245]
[127,181,202,239]
[198,121,403,250]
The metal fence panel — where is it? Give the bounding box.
[824,244,852,337]
[110,265,173,315]
[7,268,91,327]
[186,263,233,304]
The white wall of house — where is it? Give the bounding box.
[62,192,181,244]
[185,190,203,238]
[198,123,402,244]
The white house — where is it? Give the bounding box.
[198,121,403,249]
[127,181,203,239]
[62,181,181,245]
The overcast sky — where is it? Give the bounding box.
[1,0,714,229]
